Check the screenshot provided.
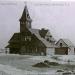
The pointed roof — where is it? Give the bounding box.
[56,39,75,47]
[7,28,56,48]
[29,29,56,48]
[20,5,32,22]
[62,39,74,47]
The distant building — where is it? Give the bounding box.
[6,5,56,55]
[55,39,75,55]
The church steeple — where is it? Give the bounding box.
[19,5,32,33]
[20,5,32,22]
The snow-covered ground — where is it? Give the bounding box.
[0,54,75,75]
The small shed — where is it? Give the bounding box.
[55,39,75,55]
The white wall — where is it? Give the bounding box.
[46,48,55,55]
[68,47,74,55]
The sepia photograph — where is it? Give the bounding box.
[0,0,75,75]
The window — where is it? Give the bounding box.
[60,43,62,47]
[25,36,31,41]
[29,37,31,41]
[20,22,25,24]
[47,38,49,41]
[50,35,52,38]
[25,37,26,41]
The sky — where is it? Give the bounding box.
[0,1,75,48]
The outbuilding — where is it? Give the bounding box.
[55,39,75,55]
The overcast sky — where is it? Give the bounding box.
[0,1,75,48]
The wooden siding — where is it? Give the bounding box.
[55,47,68,55]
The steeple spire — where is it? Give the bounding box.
[20,4,32,22]
[19,4,32,33]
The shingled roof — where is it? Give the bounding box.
[8,33,20,43]
[62,39,75,47]
[56,39,75,47]
[7,27,56,48]
[29,29,56,48]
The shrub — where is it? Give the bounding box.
[57,69,64,72]
[44,60,50,64]
[49,62,59,66]
[63,72,72,75]
[32,62,50,68]
[44,60,60,66]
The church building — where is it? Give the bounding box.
[6,5,56,55]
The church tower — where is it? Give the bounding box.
[19,5,32,33]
